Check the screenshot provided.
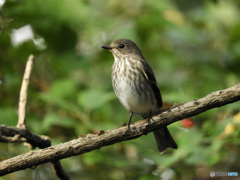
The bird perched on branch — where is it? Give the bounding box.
[102,39,177,153]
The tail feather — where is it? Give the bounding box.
[153,127,178,153]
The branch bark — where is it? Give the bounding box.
[0,83,240,176]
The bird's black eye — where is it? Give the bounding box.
[118,44,125,49]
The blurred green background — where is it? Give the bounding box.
[1,0,240,179]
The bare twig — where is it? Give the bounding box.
[0,83,239,176]
[17,55,35,129]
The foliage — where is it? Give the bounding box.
[0,0,240,179]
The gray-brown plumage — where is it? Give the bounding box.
[102,39,177,153]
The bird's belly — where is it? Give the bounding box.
[113,76,156,116]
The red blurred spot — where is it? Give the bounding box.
[180,118,194,128]
[93,130,100,135]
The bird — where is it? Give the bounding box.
[102,39,177,153]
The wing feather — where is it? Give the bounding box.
[139,60,162,108]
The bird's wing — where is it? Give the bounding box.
[140,60,163,108]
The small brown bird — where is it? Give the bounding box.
[102,39,177,153]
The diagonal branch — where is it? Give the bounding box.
[0,83,240,176]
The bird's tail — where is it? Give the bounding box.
[153,127,178,153]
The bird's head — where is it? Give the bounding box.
[102,39,143,60]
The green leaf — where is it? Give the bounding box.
[42,112,76,132]
[0,108,18,126]
[46,78,77,98]
[77,90,115,110]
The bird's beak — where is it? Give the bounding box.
[102,45,112,50]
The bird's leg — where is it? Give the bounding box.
[147,111,154,125]
[127,113,134,131]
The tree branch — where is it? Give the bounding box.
[0,83,239,176]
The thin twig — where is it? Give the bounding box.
[17,55,35,129]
